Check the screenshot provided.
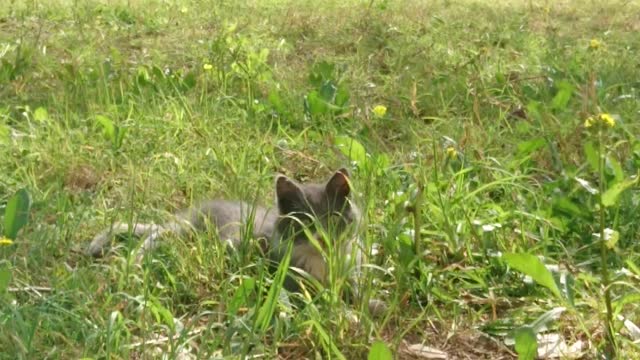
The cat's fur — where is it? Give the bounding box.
[87,168,384,313]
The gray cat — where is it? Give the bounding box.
[87,168,385,314]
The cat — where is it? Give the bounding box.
[86,168,385,314]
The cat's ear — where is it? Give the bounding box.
[326,169,351,199]
[275,175,306,215]
[336,167,350,178]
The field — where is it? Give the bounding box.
[1,0,640,358]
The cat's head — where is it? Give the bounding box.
[274,168,360,246]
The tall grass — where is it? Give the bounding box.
[1,0,639,358]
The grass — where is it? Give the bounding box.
[1,0,640,358]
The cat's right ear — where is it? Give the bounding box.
[275,175,306,215]
[326,169,351,199]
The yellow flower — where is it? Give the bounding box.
[589,39,601,50]
[446,146,457,158]
[203,63,213,71]
[372,105,387,118]
[585,113,616,129]
[584,116,595,128]
[0,237,14,246]
[599,113,615,127]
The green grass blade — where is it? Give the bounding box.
[503,253,561,299]
[254,241,292,334]
[3,188,31,240]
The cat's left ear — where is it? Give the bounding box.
[326,168,351,198]
[275,175,306,215]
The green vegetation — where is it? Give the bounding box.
[1,0,639,358]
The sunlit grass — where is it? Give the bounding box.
[1,0,639,358]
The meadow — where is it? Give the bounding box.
[1,0,640,358]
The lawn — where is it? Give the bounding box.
[1,0,639,358]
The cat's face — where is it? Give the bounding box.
[274,168,360,247]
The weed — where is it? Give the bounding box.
[1,0,639,359]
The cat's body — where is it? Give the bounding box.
[86,200,279,258]
[86,169,382,312]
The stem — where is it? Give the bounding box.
[431,141,455,248]
[598,129,616,358]
[413,182,424,257]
